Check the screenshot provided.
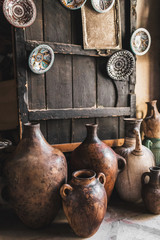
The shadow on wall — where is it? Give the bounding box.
[136,0,160,117]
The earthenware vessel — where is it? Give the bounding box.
[2,123,67,228]
[106,50,135,81]
[60,169,107,238]
[142,167,160,214]
[3,0,37,28]
[142,100,160,139]
[29,44,54,74]
[131,28,151,56]
[115,118,155,203]
[70,124,126,201]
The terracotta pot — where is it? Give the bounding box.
[142,166,160,214]
[70,124,126,201]
[115,118,155,203]
[142,100,160,138]
[60,169,107,238]
[2,123,67,228]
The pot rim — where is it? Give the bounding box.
[149,166,160,172]
[24,122,40,127]
[72,169,96,180]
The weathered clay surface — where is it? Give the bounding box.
[2,123,67,228]
[60,170,107,238]
[70,124,126,201]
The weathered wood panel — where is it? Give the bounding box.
[97,117,119,140]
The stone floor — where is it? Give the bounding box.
[0,198,160,240]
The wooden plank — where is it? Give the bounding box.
[43,0,71,43]
[71,10,82,45]
[118,117,125,138]
[73,56,96,108]
[115,81,129,107]
[14,28,28,124]
[25,0,43,41]
[25,41,114,57]
[71,118,95,143]
[29,107,131,121]
[97,58,117,107]
[46,54,72,109]
[53,138,125,153]
[129,93,136,117]
[97,117,119,140]
[47,119,71,145]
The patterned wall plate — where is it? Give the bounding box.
[29,45,54,74]
[91,0,115,13]
[60,0,87,10]
[131,28,151,56]
[3,0,36,28]
[106,50,135,81]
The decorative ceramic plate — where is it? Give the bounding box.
[3,0,37,28]
[106,50,135,81]
[131,28,151,56]
[29,45,54,74]
[91,0,115,13]
[0,138,12,150]
[60,0,87,10]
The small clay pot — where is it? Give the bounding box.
[142,167,160,214]
[60,169,107,238]
[70,124,126,201]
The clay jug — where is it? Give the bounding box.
[142,100,160,139]
[142,166,160,214]
[2,123,67,228]
[115,118,155,203]
[70,124,126,201]
[60,169,107,238]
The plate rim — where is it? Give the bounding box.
[91,0,115,13]
[3,0,37,28]
[60,0,87,10]
[28,44,55,75]
[130,27,151,56]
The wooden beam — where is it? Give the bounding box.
[25,40,115,57]
[29,107,131,121]
[53,138,124,153]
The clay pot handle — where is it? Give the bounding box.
[60,184,73,201]
[144,139,153,149]
[117,154,126,173]
[97,172,106,185]
[141,172,151,185]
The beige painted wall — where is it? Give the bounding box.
[136,1,160,118]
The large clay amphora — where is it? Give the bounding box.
[115,118,155,203]
[60,169,107,238]
[70,124,126,201]
[142,100,160,138]
[2,123,67,228]
[142,166,160,214]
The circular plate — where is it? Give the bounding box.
[0,139,12,150]
[131,28,151,56]
[3,0,37,28]
[91,0,115,13]
[106,50,135,81]
[28,45,54,74]
[60,0,87,10]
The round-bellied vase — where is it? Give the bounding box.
[60,169,107,238]
[70,124,126,201]
[2,123,67,228]
[115,118,155,203]
[142,167,160,214]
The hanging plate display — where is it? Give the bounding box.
[131,28,151,56]
[60,0,87,10]
[106,50,135,81]
[91,0,115,13]
[3,0,37,28]
[28,45,54,74]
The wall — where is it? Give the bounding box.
[136,1,160,118]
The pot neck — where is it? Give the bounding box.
[85,124,99,142]
[150,100,160,119]
[149,167,160,186]
[72,170,96,185]
[123,137,136,147]
[145,102,153,118]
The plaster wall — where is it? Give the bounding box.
[136,1,160,118]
